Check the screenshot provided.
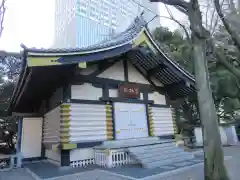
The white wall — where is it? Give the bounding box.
[127,61,150,84]
[150,107,174,136]
[71,83,102,100]
[21,118,43,158]
[148,91,166,105]
[72,60,166,102]
[97,61,125,81]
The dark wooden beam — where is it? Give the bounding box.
[73,75,157,93]
[12,112,43,117]
[147,64,167,76]
[165,80,190,91]
[137,46,195,86]
[13,70,33,112]
[123,59,129,82]
[164,80,193,101]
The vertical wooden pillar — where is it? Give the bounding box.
[16,117,23,154]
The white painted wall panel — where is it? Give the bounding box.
[66,103,109,142]
[21,118,43,158]
[148,92,166,105]
[97,61,125,81]
[109,89,118,98]
[71,83,102,100]
[70,148,94,161]
[43,106,60,144]
[128,61,150,84]
[151,107,174,136]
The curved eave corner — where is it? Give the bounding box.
[132,27,195,86]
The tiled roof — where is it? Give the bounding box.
[25,17,146,54]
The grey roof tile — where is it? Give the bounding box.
[25,16,146,54]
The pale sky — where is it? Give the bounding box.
[0,0,55,52]
[0,0,185,52]
[159,3,187,31]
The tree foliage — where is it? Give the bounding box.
[0,1,21,151]
[153,27,193,73]
[152,20,240,121]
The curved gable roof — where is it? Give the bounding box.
[8,16,195,115]
[25,17,145,56]
[25,16,194,82]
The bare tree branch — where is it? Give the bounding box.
[0,0,6,39]
[164,4,191,42]
[205,0,211,29]
[150,0,188,8]
[206,0,225,36]
[214,0,240,52]
[150,0,189,14]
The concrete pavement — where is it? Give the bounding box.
[1,146,240,180]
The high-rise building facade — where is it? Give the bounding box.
[140,0,161,32]
[54,0,161,49]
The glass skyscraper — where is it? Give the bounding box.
[54,0,160,49]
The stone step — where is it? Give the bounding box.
[145,155,194,169]
[140,151,193,164]
[129,141,175,150]
[139,147,191,158]
[131,147,185,159]
[129,144,182,155]
[97,137,174,149]
[127,141,195,169]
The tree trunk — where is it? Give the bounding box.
[188,1,229,180]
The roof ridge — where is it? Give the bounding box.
[23,16,146,53]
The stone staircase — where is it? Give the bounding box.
[127,141,195,168]
[95,137,201,168]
